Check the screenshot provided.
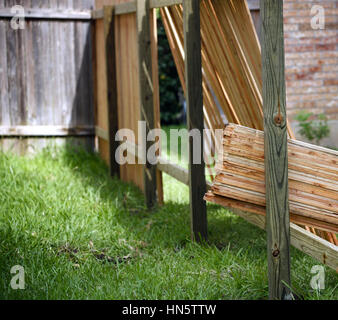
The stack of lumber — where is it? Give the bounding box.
[160,0,295,135]
[160,0,295,179]
[204,124,338,236]
[161,0,336,243]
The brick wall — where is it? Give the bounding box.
[284,0,338,121]
[248,0,338,147]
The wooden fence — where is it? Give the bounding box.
[0,0,336,300]
[92,0,337,300]
[0,0,95,154]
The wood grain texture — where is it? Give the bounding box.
[137,0,157,208]
[160,1,296,180]
[0,8,92,20]
[183,0,207,242]
[0,0,95,154]
[260,0,291,300]
[113,0,143,191]
[209,124,338,234]
[97,0,162,195]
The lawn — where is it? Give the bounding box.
[0,140,337,299]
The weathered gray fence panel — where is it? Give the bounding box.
[0,0,95,154]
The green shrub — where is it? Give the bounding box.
[295,111,330,145]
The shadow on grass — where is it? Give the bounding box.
[1,145,337,300]
[59,144,267,258]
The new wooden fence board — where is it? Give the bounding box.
[116,0,144,190]
[94,0,112,165]
[94,0,163,196]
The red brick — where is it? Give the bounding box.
[324,79,338,86]
[286,86,338,95]
[285,51,338,59]
[285,36,338,46]
[313,72,337,79]
[287,93,337,101]
[284,2,336,10]
[285,58,337,67]
[286,80,323,88]
[277,1,337,120]
[284,44,315,52]
[315,43,336,51]
[283,30,337,39]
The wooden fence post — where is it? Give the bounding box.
[137,0,157,208]
[260,0,292,299]
[183,0,207,242]
[103,6,120,178]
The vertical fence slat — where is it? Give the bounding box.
[260,0,291,300]
[183,0,207,242]
[137,0,157,208]
[104,6,120,178]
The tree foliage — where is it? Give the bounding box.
[157,13,184,125]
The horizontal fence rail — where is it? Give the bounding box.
[0,1,183,21]
[0,9,93,20]
[93,0,183,19]
[0,126,95,137]
[0,1,260,21]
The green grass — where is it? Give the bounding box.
[0,141,337,300]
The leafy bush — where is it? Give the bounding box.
[295,111,330,145]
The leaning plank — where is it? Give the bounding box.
[204,192,338,272]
